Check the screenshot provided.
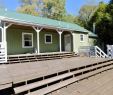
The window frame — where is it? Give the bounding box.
[45,34,52,44]
[22,33,33,48]
[80,34,84,42]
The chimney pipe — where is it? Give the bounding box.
[93,23,96,34]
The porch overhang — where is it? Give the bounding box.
[0,16,76,33]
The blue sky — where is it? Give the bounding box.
[66,0,110,15]
[1,0,110,15]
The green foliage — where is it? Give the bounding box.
[88,2,113,45]
[78,5,97,28]
[18,4,38,16]
[43,0,66,21]
[18,0,66,21]
[62,14,75,23]
[18,0,44,16]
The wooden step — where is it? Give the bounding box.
[26,77,79,95]
[14,73,74,94]
[0,83,12,90]
[8,61,20,64]
[7,52,76,64]
[25,65,113,95]
[72,62,113,75]
[12,59,112,84]
[77,64,113,80]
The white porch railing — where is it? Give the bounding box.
[79,46,108,58]
[0,42,7,63]
[107,45,113,58]
[95,46,108,58]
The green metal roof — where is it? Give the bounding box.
[88,31,97,37]
[0,9,97,37]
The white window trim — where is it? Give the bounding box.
[45,34,52,44]
[22,33,33,48]
[80,34,84,42]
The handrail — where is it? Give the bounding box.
[95,46,108,58]
[79,46,108,58]
[0,42,7,63]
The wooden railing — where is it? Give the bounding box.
[95,46,108,58]
[0,42,7,63]
[79,46,108,58]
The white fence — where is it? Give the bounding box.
[79,46,108,58]
[0,42,7,63]
[107,45,113,58]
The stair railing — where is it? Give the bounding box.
[0,42,7,63]
[95,46,108,58]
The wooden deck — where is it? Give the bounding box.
[49,69,113,95]
[0,57,113,95]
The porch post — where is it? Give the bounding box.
[72,33,75,52]
[32,26,42,54]
[0,26,3,42]
[57,30,63,52]
[3,23,13,42]
[2,23,12,62]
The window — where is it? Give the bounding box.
[45,34,52,44]
[80,34,84,42]
[22,33,33,48]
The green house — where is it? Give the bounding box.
[0,9,97,62]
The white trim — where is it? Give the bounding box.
[32,26,42,54]
[56,30,63,52]
[80,34,84,42]
[22,33,33,48]
[45,34,52,44]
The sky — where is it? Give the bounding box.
[1,0,110,16]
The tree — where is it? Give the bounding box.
[18,4,38,16]
[18,0,66,21]
[88,2,113,50]
[17,0,43,16]
[59,14,74,23]
[43,0,66,20]
[78,5,97,28]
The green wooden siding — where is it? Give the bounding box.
[7,28,37,55]
[89,37,97,46]
[73,32,89,53]
[40,29,59,53]
[6,26,96,55]
[7,28,59,55]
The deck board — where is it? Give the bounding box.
[7,57,109,83]
[0,57,111,90]
[50,69,113,95]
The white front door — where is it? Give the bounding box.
[64,34,71,52]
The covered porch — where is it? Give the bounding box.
[0,21,74,63]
